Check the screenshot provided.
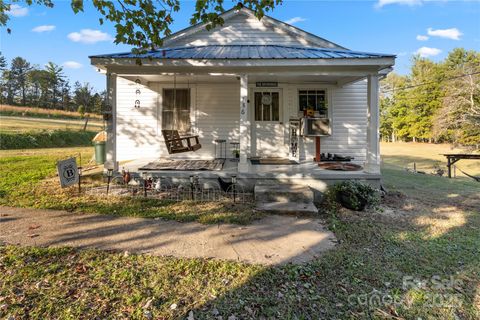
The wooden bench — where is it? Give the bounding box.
[162,130,202,154]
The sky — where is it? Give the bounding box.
[1,0,479,91]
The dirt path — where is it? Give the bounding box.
[0,207,336,265]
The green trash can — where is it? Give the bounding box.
[93,141,106,164]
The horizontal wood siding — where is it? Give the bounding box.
[168,13,316,47]
[116,77,161,161]
[114,77,368,164]
[193,83,240,159]
[284,81,367,163]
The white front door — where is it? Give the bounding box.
[251,89,286,157]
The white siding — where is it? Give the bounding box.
[167,13,317,47]
[114,77,368,164]
[284,81,367,163]
[116,77,161,161]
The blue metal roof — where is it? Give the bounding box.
[90,45,395,60]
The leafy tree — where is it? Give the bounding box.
[73,81,94,114]
[10,56,33,105]
[0,51,7,104]
[1,0,282,51]
[44,62,65,109]
[0,51,6,71]
[434,48,480,146]
[406,56,444,142]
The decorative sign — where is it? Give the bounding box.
[256,82,278,88]
[57,157,79,188]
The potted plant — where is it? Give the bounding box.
[232,149,240,159]
[331,181,380,211]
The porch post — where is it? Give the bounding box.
[105,72,118,171]
[238,74,249,173]
[365,74,380,173]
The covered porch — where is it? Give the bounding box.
[91,45,394,180]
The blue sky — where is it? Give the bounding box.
[1,0,479,91]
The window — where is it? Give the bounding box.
[298,90,328,117]
[254,92,280,121]
[162,89,191,133]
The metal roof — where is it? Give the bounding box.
[89,45,395,60]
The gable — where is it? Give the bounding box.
[164,10,344,49]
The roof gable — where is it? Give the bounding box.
[163,8,346,49]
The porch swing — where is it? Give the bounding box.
[162,74,202,154]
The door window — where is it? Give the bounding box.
[254,92,279,121]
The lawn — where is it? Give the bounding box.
[381,142,480,177]
[0,147,261,224]
[0,116,103,133]
[0,143,479,319]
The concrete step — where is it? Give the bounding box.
[254,184,314,203]
[256,201,318,215]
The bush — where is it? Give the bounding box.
[0,130,96,150]
[330,180,380,211]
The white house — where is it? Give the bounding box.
[90,7,395,189]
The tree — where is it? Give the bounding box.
[0,51,7,104]
[434,48,480,147]
[0,52,6,71]
[0,1,281,51]
[44,62,65,109]
[10,56,33,105]
[73,81,94,114]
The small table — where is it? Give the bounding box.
[442,154,480,178]
[214,139,226,159]
[230,141,240,162]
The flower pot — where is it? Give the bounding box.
[336,190,367,211]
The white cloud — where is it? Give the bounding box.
[415,46,442,57]
[63,61,83,69]
[376,0,422,8]
[32,25,56,33]
[285,17,307,25]
[6,4,29,17]
[416,35,429,41]
[67,29,113,44]
[427,27,462,40]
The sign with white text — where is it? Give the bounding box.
[57,157,79,188]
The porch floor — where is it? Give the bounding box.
[122,158,381,180]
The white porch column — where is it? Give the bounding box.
[238,74,249,173]
[365,74,380,173]
[105,72,118,171]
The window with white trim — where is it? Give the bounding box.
[162,88,191,133]
[298,90,328,117]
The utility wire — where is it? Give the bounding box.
[381,70,480,93]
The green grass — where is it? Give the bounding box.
[0,143,479,318]
[0,130,97,149]
[1,169,479,318]
[0,147,262,224]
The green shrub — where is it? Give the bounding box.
[330,180,380,211]
[0,130,96,150]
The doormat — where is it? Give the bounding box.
[318,162,363,171]
[139,159,225,171]
[250,158,298,165]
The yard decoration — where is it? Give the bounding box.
[56,157,79,188]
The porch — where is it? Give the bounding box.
[121,157,382,199]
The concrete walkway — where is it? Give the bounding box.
[0,206,336,265]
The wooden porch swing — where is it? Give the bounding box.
[162,74,201,154]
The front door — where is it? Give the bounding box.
[252,89,286,157]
